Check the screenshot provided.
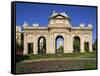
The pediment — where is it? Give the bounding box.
[53,14,66,19]
[55,15,65,18]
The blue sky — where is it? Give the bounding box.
[56,38,64,49]
[16,2,97,43]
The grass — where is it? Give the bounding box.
[16,59,97,73]
[84,63,97,69]
[16,52,97,73]
[16,52,96,62]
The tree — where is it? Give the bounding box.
[93,38,97,51]
[16,41,21,50]
[57,46,64,53]
[16,41,23,54]
[16,33,23,55]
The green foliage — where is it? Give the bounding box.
[16,41,21,51]
[17,52,96,62]
[16,41,23,53]
[57,46,64,53]
[84,63,96,69]
[93,39,97,51]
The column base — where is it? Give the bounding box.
[80,50,85,53]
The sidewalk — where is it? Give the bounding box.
[20,57,96,63]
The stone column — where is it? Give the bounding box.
[89,35,93,52]
[34,34,38,54]
[52,33,55,54]
[46,34,49,53]
[23,33,28,54]
[69,35,73,53]
[64,34,73,53]
[80,35,85,52]
[46,33,55,54]
[64,34,66,53]
[46,33,51,53]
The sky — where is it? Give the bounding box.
[56,38,64,49]
[16,2,97,43]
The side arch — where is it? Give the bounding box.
[38,36,46,54]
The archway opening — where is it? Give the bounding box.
[38,36,46,54]
[55,36,64,54]
[73,36,80,53]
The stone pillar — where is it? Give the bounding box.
[64,34,66,53]
[23,33,28,54]
[64,34,73,53]
[46,34,49,53]
[47,33,55,54]
[46,34,52,54]
[69,35,73,53]
[80,35,85,52]
[89,35,93,52]
[34,34,38,54]
[52,33,55,53]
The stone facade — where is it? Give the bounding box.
[16,11,93,54]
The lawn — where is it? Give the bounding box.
[16,59,97,74]
[84,62,97,69]
[16,52,97,74]
[16,52,97,62]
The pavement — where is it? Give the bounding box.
[20,57,96,63]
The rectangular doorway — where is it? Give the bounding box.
[28,43,33,54]
[84,42,89,52]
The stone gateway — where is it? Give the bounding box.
[16,11,93,54]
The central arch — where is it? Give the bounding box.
[55,35,64,54]
[38,36,46,54]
